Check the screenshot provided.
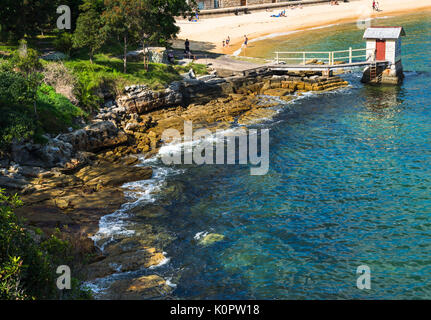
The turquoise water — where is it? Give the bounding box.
[92,12,431,299]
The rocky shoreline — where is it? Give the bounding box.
[0,69,349,299]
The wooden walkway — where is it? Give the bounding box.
[240,47,389,76]
[269,60,389,72]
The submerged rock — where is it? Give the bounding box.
[198,233,225,246]
[85,247,166,280]
[105,275,173,300]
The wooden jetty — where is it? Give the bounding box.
[241,27,406,85]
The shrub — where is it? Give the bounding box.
[37,84,86,133]
[0,71,36,146]
[53,32,74,56]
[74,71,103,113]
[11,47,43,76]
[0,190,54,299]
[0,70,86,147]
[0,190,92,300]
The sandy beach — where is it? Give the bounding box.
[176,0,431,54]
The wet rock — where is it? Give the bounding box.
[134,204,169,219]
[85,247,166,280]
[106,275,173,300]
[237,109,277,125]
[75,161,152,188]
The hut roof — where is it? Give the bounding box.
[363,27,406,40]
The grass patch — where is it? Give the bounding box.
[66,53,208,90]
[36,84,87,133]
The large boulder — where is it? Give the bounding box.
[58,121,128,152]
[144,47,167,64]
[116,84,183,114]
[11,138,74,168]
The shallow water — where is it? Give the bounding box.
[91,12,431,299]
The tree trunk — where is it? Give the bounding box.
[123,34,128,74]
[90,52,93,64]
[33,100,38,120]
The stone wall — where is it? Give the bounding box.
[197,0,217,10]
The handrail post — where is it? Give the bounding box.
[349,47,352,64]
[276,52,279,64]
[302,52,306,65]
[328,52,331,65]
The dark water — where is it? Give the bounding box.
[91,12,431,299]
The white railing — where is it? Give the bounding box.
[274,48,375,65]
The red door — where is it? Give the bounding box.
[376,40,386,61]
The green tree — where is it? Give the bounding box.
[11,43,43,118]
[73,0,106,63]
[140,0,196,47]
[0,0,61,41]
[102,0,145,73]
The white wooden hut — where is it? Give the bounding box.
[363,27,406,83]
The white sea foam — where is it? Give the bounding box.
[166,278,177,288]
[91,165,183,251]
[194,231,208,240]
[157,126,244,159]
[148,254,171,269]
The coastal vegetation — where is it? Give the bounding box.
[0,0,205,149]
[0,189,92,299]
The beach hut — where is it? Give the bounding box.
[362,27,406,84]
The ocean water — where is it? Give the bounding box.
[91,12,431,299]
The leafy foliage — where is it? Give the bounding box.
[0,190,55,299]
[73,0,106,63]
[53,32,74,56]
[0,189,92,300]
[0,68,85,146]
[0,70,36,146]
[37,83,86,133]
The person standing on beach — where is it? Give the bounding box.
[185,39,190,53]
[226,36,230,47]
[243,35,248,47]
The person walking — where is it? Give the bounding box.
[243,35,248,47]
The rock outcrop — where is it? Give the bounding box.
[116,84,183,114]
[11,138,74,168]
[58,121,128,152]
